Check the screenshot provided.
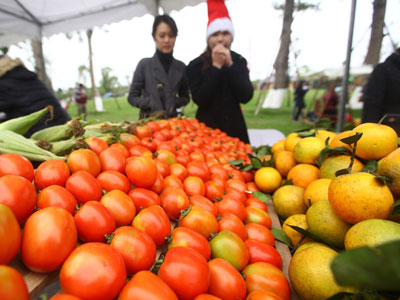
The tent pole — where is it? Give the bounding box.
[337,0,357,132]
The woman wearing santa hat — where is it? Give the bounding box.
[186,0,254,143]
[128,15,190,119]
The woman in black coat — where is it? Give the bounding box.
[128,15,189,119]
[186,0,253,144]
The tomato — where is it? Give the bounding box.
[60,243,126,300]
[110,142,129,158]
[189,195,218,217]
[126,156,158,188]
[154,149,177,166]
[218,213,247,241]
[245,206,272,228]
[141,137,157,152]
[246,290,284,300]
[34,159,70,190]
[109,226,156,275]
[209,230,249,271]
[147,121,161,132]
[128,188,160,212]
[158,246,210,300]
[132,205,171,247]
[97,170,131,193]
[245,239,282,268]
[75,201,115,242]
[204,180,224,201]
[186,161,210,182]
[216,195,246,221]
[50,294,83,300]
[0,204,21,264]
[65,170,103,204]
[157,141,176,153]
[0,153,34,182]
[155,159,170,177]
[168,227,211,260]
[0,265,29,300]
[160,186,190,219]
[179,206,218,239]
[194,295,222,300]
[246,181,260,196]
[99,147,126,173]
[209,164,229,181]
[169,163,188,181]
[246,197,268,212]
[243,262,290,300]
[246,223,275,246]
[164,174,183,188]
[176,153,190,166]
[225,187,247,205]
[67,149,101,177]
[183,176,206,197]
[189,151,205,162]
[119,133,142,149]
[207,258,246,300]
[128,145,153,158]
[150,172,165,194]
[86,136,109,155]
[118,270,177,300]
[37,185,78,214]
[225,178,247,193]
[0,175,36,224]
[100,190,136,227]
[135,125,153,139]
[21,207,77,272]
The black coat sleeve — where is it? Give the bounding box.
[361,64,386,123]
[186,62,223,108]
[225,56,254,104]
[127,60,151,110]
[175,74,190,108]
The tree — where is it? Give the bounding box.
[364,0,387,66]
[99,67,120,95]
[78,64,89,86]
[86,29,103,112]
[273,1,319,89]
[31,39,54,93]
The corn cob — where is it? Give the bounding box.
[30,118,85,142]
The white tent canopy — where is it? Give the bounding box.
[0,0,205,46]
[304,65,373,80]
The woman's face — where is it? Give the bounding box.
[208,31,233,50]
[153,22,176,54]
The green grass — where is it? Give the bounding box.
[67,89,361,136]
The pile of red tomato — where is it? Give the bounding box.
[0,118,290,300]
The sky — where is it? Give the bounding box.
[6,0,400,91]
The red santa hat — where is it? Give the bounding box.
[206,0,234,41]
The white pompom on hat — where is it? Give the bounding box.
[206,0,234,41]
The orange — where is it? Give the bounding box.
[303,178,332,207]
[282,214,311,247]
[271,139,285,154]
[319,155,364,179]
[274,151,297,178]
[352,123,398,160]
[328,172,394,224]
[329,130,352,150]
[287,164,319,189]
[254,167,282,194]
[293,137,325,165]
[272,185,307,220]
[377,148,400,196]
[284,133,302,152]
[315,130,337,144]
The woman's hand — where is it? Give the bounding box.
[211,44,233,69]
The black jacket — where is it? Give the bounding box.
[128,53,190,119]
[0,59,71,137]
[362,49,400,130]
[186,51,254,143]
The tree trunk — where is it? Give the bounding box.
[364,0,387,66]
[273,0,294,89]
[31,39,54,93]
[86,29,103,112]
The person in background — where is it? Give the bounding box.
[186,0,253,144]
[128,14,190,119]
[292,80,309,121]
[362,48,400,134]
[320,83,339,125]
[0,51,71,137]
[73,83,88,120]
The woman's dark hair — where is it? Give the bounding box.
[201,47,212,74]
[152,15,178,37]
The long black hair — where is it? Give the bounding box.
[152,14,178,37]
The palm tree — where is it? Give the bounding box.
[364,0,387,66]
